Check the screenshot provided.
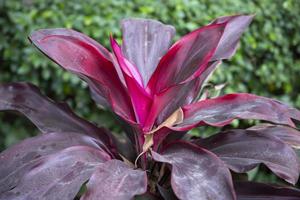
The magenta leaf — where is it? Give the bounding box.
[29,28,135,122]
[0,132,106,193]
[147,23,226,94]
[177,93,300,130]
[195,129,300,184]
[151,141,236,200]
[210,14,254,61]
[121,18,175,85]
[234,181,300,200]
[0,146,110,200]
[110,37,152,125]
[81,160,147,200]
[248,124,300,149]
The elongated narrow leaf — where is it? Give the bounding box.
[234,181,300,200]
[147,23,226,94]
[111,37,152,125]
[195,129,300,184]
[0,82,92,134]
[121,18,175,85]
[0,82,115,150]
[29,28,135,122]
[151,141,236,200]
[0,132,105,193]
[0,146,110,200]
[248,124,300,149]
[177,93,300,130]
[210,14,254,61]
[144,62,221,130]
[81,160,147,200]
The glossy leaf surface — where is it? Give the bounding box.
[195,129,300,184]
[0,132,104,193]
[152,141,236,200]
[81,160,147,200]
[0,82,115,152]
[0,146,110,200]
[210,14,254,60]
[178,93,300,130]
[121,18,175,85]
[147,23,226,94]
[248,124,300,149]
[29,28,135,122]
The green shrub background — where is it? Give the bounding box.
[1,0,300,184]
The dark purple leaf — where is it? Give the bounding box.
[210,14,254,61]
[0,132,106,193]
[0,82,103,137]
[81,160,147,200]
[234,181,300,200]
[0,146,110,200]
[121,18,175,85]
[176,93,300,131]
[0,82,117,155]
[29,28,135,122]
[151,141,236,200]
[195,129,300,184]
[248,124,300,149]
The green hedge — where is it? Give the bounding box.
[1,0,300,151]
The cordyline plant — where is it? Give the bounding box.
[1,14,300,200]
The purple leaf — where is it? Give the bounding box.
[0,132,106,193]
[177,93,300,131]
[121,18,175,85]
[81,160,147,200]
[147,23,226,94]
[151,141,236,200]
[210,14,254,61]
[29,28,135,122]
[195,129,300,184]
[234,181,300,200]
[248,124,300,149]
[0,82,116,150]
[0,146,110,200]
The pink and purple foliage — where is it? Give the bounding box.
[1,14,300,199]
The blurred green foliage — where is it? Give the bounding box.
[0,0,300,182]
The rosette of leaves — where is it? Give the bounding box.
[1,14,300,200]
